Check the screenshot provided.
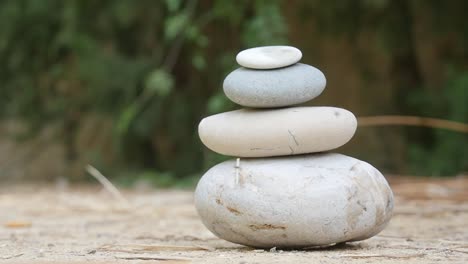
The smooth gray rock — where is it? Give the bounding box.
[198,107,357,157]
[194,153,394,248]
[223,63,326,108]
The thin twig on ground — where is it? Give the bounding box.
[1,253,24,259]
[99,243,214,252]
[86,165,131,208]
[114,254,191,261]
[340,253,426,259]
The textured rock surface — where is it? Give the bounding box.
[223,63,326,108]
[194,153,394,248]
[198,107,357,157]
[236,46,302,69]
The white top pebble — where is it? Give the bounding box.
[236,46,302,69]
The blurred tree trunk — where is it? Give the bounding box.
[386,0,423,172]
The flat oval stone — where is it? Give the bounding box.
[198,107,356,157]
[223,63,326,108]
[236,46,302,69]
[194,153,394,248]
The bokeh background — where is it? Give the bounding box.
[0,0,467,186]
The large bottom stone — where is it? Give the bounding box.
[194,153,394,248]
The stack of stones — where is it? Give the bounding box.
[195,46,394,249]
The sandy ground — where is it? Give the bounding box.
[0,177,467,264]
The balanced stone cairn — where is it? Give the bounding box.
[195,46,394,249]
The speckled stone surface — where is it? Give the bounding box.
[236,46,302,69]
[194,153,394,248]
[223,63,326,108]
[198,106,357,157]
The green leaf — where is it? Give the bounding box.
[116,103,139,135]
[144,69,174,97]
[192,53,206,70]
[165,0,183,12]
[164,13,188,40]
[207,93,233,114]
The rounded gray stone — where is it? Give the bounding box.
[198,107,357,157]
[194,153,394,248]
[223,63,326,108]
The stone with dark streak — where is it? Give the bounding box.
[194,153,394,248]
[198,107,357,157]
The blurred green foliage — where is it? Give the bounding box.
[408,69,468,176]
[301,0,468,176]
[0,0,466,184]
[0,0,287,184]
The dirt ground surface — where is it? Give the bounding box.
[0,176,467,264]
